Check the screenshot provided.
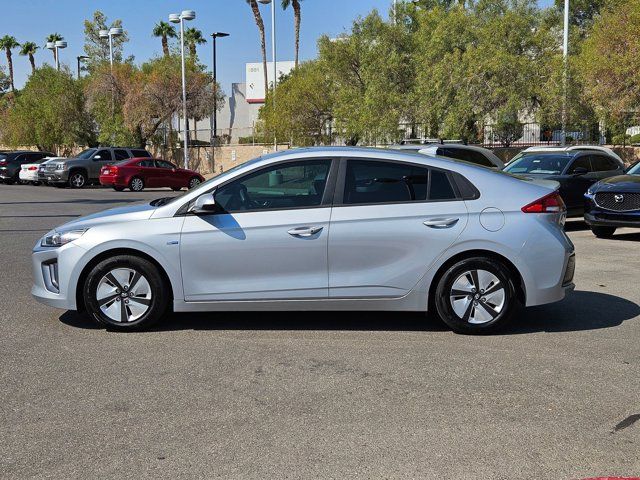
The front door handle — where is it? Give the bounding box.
[423,217,459,229]
[287,226,323,237]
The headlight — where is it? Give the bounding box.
[586,185,597,195]
[41,229,87,247]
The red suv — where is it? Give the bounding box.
[99,158,204,192]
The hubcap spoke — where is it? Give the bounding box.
[105,272,123,289]
[450,269,506,325]
[98,293,119,307]
[97,268,152,323]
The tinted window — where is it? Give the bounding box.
[76,148,97,159]
[430,170,457,200]
[435,147,446,156]
[627,162,640,175]
[215,160,331,212]
[114,149,129,160]
[137,160,156,168]
[590,155,618,172]
[504,153,572,175]
[450,149,494,167]
[567,156,592,174]
[94,149,112,161]
[156,160,176,169]
[132,149,151,158]
[344,160,428,204]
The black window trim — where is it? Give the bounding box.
[333,157,464,207]
[178,157,340,216]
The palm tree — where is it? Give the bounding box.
[152,21,176,57]
[45,33,63,63]
[19,41,39,74]
[282,0,302,68]
[183,27,206,59]
[0,36,20,91]
[246,0,269,99]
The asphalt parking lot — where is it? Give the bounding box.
[1,184,639,479]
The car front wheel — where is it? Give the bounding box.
[68,171,87,188]
[433,257,519,335]
[83,255,169,330]
[591,226,616,238]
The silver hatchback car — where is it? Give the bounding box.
[32,147,575,334]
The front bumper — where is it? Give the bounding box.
[584,197,640,228]
[41,170,69,184]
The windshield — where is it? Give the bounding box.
[0,154,7,160]
[504,153,572,175]
[627,162,640,175]
[75,148,97,160]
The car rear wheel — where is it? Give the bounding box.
[188,177,201,189]
[83,255,169,330]
[591,226,616,238]
[68,171,87,188]
[433,257,519,335]
[129,177,144,192]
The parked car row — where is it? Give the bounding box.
[1,147,204,192]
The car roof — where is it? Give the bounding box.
[522,145,622,161]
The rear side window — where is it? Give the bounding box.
[343,160,457,205]
[156,160,176,169]
[132,149,151,158]
[114,149,129,160]
[590,155,619,171]
[138,160,155,167]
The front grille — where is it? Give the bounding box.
[42,260,59,293]
[594,192,640,212]
[45,164,59,172]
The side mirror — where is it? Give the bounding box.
[189,192,220,214]
[93,155,101,160]
[571,167,588,176]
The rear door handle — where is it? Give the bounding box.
[423,217,459,229]
[287,226,323,237]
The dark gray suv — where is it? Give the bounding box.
[42,147,152,188]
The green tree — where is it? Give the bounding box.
[578,0,640,124]
[246,0,269,99]
[19,41,39,74]
[45,33,63,63]
[0,36,20,91]
[184,28,206,59]
[1,66,94,151]
[152,21,176,57]
[83,11,130,71]
[282,0,303,67]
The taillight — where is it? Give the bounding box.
[0,160,6,167]
[522,191,566,214]
[28,166,38,171]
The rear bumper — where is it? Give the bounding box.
[99,175,127,187]
[41,171,69,183]
[19,171,39,182]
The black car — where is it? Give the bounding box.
[584,161,640,237]
[503,150,625,216]
[0,151,54,184]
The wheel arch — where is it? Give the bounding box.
[76,247,174,313]
[427,249,526,310]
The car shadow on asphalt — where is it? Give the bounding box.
[59,290,638,335]
[564,220,590,232]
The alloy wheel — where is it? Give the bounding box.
[449,269,505,324]
[131,178,144,191]
[189,178,201,189]
[70,173,85,188]
[96,268,152,323]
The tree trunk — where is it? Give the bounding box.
[249,0,268,100]
[162,36,170,57]
[293,0,301,68]
[189,44,196,58]
[29,53,35,74]
[6,50,14,91]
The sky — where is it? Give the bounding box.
[3,0,554,96]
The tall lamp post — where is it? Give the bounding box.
[258,0,277,150]
[170,10,196,169]
[76,55,89,79]
[99,27,123,70]
[47,41,67,71]
[210,32,230,173]
[561,0,569,146]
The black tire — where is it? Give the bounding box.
[83,255,170,330]
[188,177,201,189]
[68,171,87,188]
[112,186,125,192]
[591,226,616,238]
[129,177,144,192]
[31,181,41,186]
[433,257,519,335]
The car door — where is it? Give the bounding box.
[328,158,468,298]
[91,149,114,179]
[155,160,180,188]
[136,160,158,187]
[562,154,596,212]
[180,158,336,301]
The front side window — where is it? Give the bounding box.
[215,160,331,212]
[504,154,571,175]
[76,149,97,159]
[343,160,457,204]
[566,156,592,174]
[94,149,112,161]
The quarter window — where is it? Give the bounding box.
[215,160,331,212]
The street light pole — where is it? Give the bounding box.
[99,28,123,72]
[561,0,569,146]
[76,55,88,79]
[54,41,66,71]
[170,10,196,170]
[259,0,278,151]
[210,32,229,174]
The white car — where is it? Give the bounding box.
[32,147,575,334]
[20,157,60,185]
[508,146,623,165]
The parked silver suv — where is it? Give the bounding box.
[43,147,152,188]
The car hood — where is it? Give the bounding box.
[592,174,640,192]
[54,202,157,232]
